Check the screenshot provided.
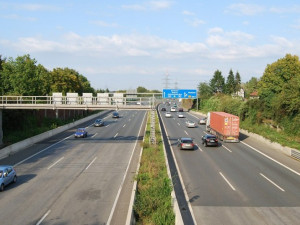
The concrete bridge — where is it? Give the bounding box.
[0,93,163,146]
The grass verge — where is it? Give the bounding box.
[134,111,175,225]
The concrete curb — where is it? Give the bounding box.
[190,111,299,160]
[0,111,110,160]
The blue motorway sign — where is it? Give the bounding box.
[163,89,197,99]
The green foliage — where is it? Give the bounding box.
[210,70,225,93]
[198,82,213,99]
[258,54,300,119]
[134,112,175,225]
[244,77,259,98]
[225,69,235,94]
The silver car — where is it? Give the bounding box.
[186,120,196,128]
[0,165,17,192]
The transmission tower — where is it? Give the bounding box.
[163,72,171,89]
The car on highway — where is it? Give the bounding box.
[74,128,88,138]
[161,107,166,111]
[112,111,119,118]
[185,120,196,128]
[199,117,207,125]
[178,108,183,112]
[171,107,176,112]
[165,112,172,118]
[177,137,195,150]
[94,119,104,127]
[0,165,17,192]
[178,113,185,118]
[201,134,218,147]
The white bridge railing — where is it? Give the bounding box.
[0,94,163,110]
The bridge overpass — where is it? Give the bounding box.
[0,93,163,146]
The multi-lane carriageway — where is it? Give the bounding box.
[0,107,300,225]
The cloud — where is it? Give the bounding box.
[270,5,300,14]
[182,10,195,16]
[1,14,36,21]
[184,18,205,27]
[2,3,61,11]
[122,1,172,11]
[90,20,118,27]
[226,3,264,16]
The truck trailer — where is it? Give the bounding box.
[206,112,239,142]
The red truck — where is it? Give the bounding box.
[206,112,240,142]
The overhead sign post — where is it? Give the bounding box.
[162,89,197,99]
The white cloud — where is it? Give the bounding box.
[208,27,224,34]
[122,1,172,11]
[226,3,264,16]
[182,10,195,16]
[1,14,36,21]
[2,3,61,11]
[270,5,300,14]
[184,18,205,27]
[90,20,118,27]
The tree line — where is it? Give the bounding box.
[197,54,300,138]
[0,54,109,96]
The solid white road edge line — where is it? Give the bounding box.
[86,157,97,170]
[260,173,285,192]
[161,112,198,225]
[219,172,236,191]
[47,157,64,170]
[107,111,147,225]
[241,141,300,177]
[36,210,51,225]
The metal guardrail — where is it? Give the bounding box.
[0,95,163,110]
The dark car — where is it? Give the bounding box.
[202,134,218,147]
[177,137,195,150]
[178,108,183,112]
[94,119,104,127]
[161,107,166,111]
[0,165,17,191]
[112,112,119,118]
[74,128,88,138]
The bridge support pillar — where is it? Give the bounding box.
[0,110,3,146]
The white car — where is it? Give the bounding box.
[199,117,207,125]
[178,113,185,118]
[186,120,196,128]
[170,107,176,112]
[165,112,172,118]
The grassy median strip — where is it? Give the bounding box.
[134,111,175,225]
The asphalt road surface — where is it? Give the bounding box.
[159,103,300,225]
[0,110,147,225]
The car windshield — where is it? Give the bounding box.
[95,119,101,123]
[182,139,193,143]
[77,129,85,132]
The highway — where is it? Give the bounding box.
[0,110,147,225]
[158,103,300,225]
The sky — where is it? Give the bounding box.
[1,0,300,92]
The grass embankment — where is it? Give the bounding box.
[134,111,175,225]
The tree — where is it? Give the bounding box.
[1,55,46,95]
[244,77,259,98]
[225,69,235,94]
[0,55,6,95]
[235,71,241,92]
[137,86,148,93]
[258,54,300,118]
[209,70,225,93]
[198,82,213,99]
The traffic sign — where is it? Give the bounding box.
[163,89,197,99]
